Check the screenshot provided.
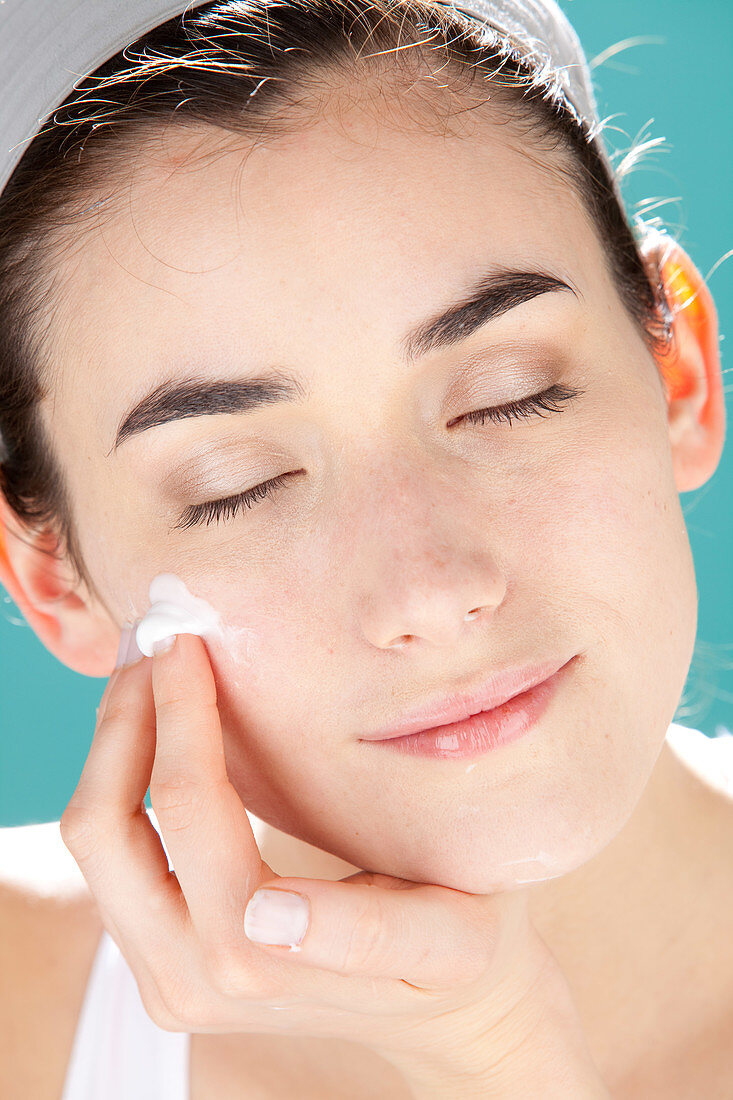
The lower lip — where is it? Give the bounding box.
[365,657,576,759]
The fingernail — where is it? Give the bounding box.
[244,889,309,947]
[152,634,177,656]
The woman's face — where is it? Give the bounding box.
[42,88,699,891]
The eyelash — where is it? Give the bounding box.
[175,383,584,530]
[455,382,583,428]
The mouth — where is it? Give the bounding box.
[359,654,578,759]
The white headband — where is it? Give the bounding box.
[0,0,624,468]
[0,0,620,201]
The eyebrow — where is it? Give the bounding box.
[111,267,578,452]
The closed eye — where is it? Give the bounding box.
[173,471,301,530]
[449,382,584,428]
[173,382,584,530]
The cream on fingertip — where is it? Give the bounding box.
[135,573,223,657]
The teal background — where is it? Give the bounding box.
[1,0,732,827]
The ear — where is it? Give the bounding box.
[639,233,726,493]
[0,498,120,677]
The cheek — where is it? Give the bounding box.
[203,571,322,752]
[204,607,293,814]
[536,377,692,598]
[207,609,278,695]
[543,418,697,726]
[207,563,326,681]
[209,525,354,707]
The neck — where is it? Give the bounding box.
[253,730,733,1089]
[526,734,733,1084]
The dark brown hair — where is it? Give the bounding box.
[0,0,674,599]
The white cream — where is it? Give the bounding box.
[135,572,224,657]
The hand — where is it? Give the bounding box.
[60,631,609,1098]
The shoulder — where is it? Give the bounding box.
[0,821,104,1100]
[665,722,733,799]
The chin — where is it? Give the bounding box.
[358,849,576,894]
[322,803,635,895]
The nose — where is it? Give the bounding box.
[341,431,510,650]
[355,485,507,650]
[385,602,496,650]
[366,586,503,651]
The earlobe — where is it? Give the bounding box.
[0,496,119,677]
[640,232,726,492]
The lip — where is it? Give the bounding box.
[360,655,575,742]
[361,656,577,759]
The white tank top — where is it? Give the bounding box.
[57,804,271,1100]
[60,927,190,1100]
[57,724,732,1100]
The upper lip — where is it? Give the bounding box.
[360,655,574,741]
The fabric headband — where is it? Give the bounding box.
[0,0,620,201]
[0,0,621,570]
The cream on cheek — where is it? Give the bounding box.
[134,572,259,668]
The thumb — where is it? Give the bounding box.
[242,872,504,988]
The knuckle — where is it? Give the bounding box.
[149,776,201,832]
[203,943,285,1002]
[341,897,389,973]
[150,776,230,834]
[139,985,186,1031]
[97,695,133,729]
[153,973,204,1031]
[128,964,191,1032]
[145,872,184,919]
[154,689,196,720]
[59,805,103,861]
[150,1002,191,1032]
[203,945,254,998]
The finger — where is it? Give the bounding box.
[243,873,498,988]
[60,651,188,946]
[149,631,269,954]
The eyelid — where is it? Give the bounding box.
[172,383,583,531]
[440,347,560,412]
[449,340,560,376]
[157,436,292,499]
[173,471,300,530]
[454,383,582,428]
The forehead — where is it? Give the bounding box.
[46,94,601,431]
[53,85,594,291]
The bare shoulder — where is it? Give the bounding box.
[0,821,105,1100]
[665,724,733,801]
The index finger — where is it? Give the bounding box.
[60,649,184,948]
[149,631,270,955]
